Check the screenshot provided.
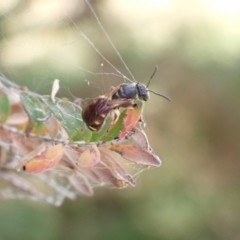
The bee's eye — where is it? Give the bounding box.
[145,93,149,101]
[139,92,149,101]
[137,83,149,101]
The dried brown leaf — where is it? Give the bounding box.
[108,145,161,166]
[100,149,135,187]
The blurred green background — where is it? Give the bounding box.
[0,0,240,239]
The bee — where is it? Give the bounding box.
[111,66,171,102]
[82,96,134,132]
[82,66,171,132]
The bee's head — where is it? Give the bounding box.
[136,83,149,101]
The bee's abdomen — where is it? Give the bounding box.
[82,98,110,132]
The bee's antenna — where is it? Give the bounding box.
[146,66,171,102]
[148,89,172,102]
[146,66,158,88]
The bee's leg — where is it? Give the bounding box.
[138,115,147,128]
[103,109,120,138]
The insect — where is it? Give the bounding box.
[111,66,171,102]
[82,96,134,132]
[82,66,171,132]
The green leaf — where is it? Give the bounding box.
[90,99,145,142]
[41,96,92,142]
[0,92,10,123]
[20,93,46,134]
[89,114,112,142]
[103,99,144,142]
[102,109,126,142]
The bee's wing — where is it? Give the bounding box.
[106,98,133,109]
[100,84,123,99]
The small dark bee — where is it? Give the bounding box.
[82,66,171,132]
[112,66,171,102]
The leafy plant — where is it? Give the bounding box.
[0,75,161,205]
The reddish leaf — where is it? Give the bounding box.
[118,104,142,139]
[108,145,161,166]
[64,147,104,183]
[68,149,132,188]
[19,143,64,173]
[77,145,100,167]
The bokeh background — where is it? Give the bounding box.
[0,0,240,239]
